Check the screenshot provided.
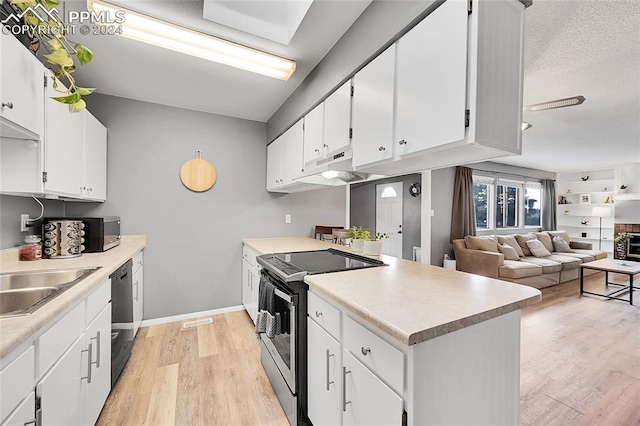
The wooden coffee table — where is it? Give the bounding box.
[580,259,640,305]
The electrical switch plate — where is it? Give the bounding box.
[285,214,291,224]
[21,214,29,232]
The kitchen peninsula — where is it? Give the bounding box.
[243,237,541,425]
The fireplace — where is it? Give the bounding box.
[627,233,640,260]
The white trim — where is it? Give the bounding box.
[140,305,245,327]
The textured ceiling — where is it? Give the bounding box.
[493,0,640,172]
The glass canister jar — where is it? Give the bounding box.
[20,235,43,261]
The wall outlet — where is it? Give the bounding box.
[285,214,291,224]
[21,214,29,232]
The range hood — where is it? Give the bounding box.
[294,147,373,185]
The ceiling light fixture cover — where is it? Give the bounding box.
[526,95,586,112]
[87,0,297,80]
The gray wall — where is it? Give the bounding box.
[56,94,346,320]
[429,162,556,265]
[0,196,65,248]
[350,174,421,260]
[266,0,440,141]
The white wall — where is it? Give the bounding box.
[65,94,346,320]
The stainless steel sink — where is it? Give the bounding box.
[0,267,100,317]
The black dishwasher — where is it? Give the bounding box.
[110,259,134,387]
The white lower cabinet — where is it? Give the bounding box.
[307,319,341,426]
[132,251,144,336]
[342,350,403,426]
[85,304,112,425]
[241,245,259,324]
[1,391,35,426]
[307,291,404,426]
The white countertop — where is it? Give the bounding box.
[243,237,542,346]
[0,235,147,359]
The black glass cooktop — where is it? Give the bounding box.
[257,249,385,282]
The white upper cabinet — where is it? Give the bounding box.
[83,113,107,201]
[0,32,45,140]
[303,103,324,165]
[323,80,352,154]
[281,119,304,185]
[395,0,468,157]
[266,134,283,191]
[44,84,85,198]
[351,45,395,168]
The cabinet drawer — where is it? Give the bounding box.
[132,251,144,273]
[242,245,258,268]
[0,346,34,423]
[308,291,340,339]
[343,316,404,394]
[38,302,85,377]
[86,279,110,326]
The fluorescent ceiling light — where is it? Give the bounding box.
[87,0,296,80]
[522,122,532,131]
[525,96,586,112]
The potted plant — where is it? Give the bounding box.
[348,227,370,252]
[363,233,388,256]
[614,232,631,259]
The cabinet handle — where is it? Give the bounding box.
[2,102,14,109]
[326,349,335,390]
[378,146,386,151]
[361,346,371,356]
[134,280,139,301]
[315,311,322,318]
[91,332,101,368]
[343,366,352,412]
[81,342,93,383]
[398,139,407,145]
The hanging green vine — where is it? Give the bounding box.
[11,0,95,112]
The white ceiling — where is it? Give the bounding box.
[69,0,640,173]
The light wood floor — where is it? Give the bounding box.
[97,272,640,426]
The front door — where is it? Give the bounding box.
[376,182,403,257]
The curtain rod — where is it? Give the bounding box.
[470,167,554,182]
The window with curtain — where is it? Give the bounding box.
[472,175,543,230]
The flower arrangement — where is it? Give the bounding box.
[615,232,631,243]
[348,226,370,241]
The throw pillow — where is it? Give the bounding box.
[515,233,537,256]
[526,239,552,258]
[497,235,524,257]
[547,230,571,245]
[535,232,554,252]
[464,235,498,252]
[498,243,520,261]
[552,236,573,253]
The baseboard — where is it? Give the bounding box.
[140,305,245,327]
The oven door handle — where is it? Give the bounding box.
[274,287,294,303]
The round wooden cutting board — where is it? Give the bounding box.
[180,155,217,192]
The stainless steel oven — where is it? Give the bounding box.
[256,249,385,425]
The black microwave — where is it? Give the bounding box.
[45,216,121,253]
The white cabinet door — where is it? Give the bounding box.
[250,265,260,325]
[342,350,403,426]
[83,112,107,201]
[242,258,255,322]
[1,392,35,426]
[266,136,283,191]
[307,319,342,426]
[323,81,352,154]
[303,103,324,165]
[85,304,112,425]
[44,91,84,197]
[132,266,144,336]
[395,0,468,156]
[0,32,44,139]
[281,119,304,185]
[36,334,87,426]
[352,46,395,168]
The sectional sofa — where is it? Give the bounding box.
[452,231,607,289]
